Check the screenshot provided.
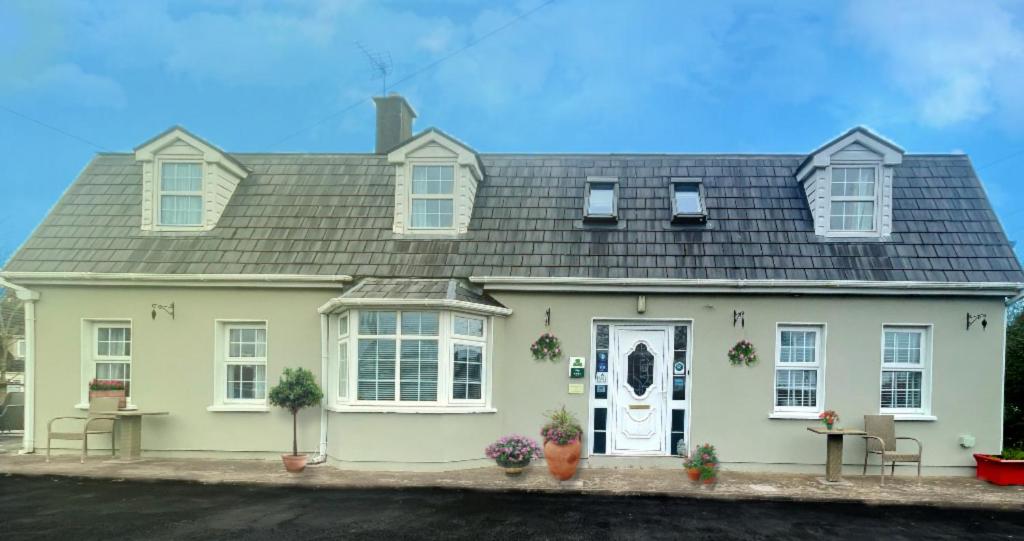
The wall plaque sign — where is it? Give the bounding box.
[569,356,585,379]
[568,383,585,394]
[594,371,608,385]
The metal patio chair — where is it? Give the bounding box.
[862,414,923,485]
[46,397,119,463]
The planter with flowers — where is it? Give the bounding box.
[541,406,583,480]
[88,379,126,409]
[531,332,562,362]
[485,435,543,475]
[974,448,1024,486]
[819,410,840,430]
[685,443,719,484]
[727,340,758,366]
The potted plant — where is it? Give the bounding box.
[974,448,1024,486]
[686,443,719,484]
[88,379,126,409]
[269,367,323,473]
[541,406,583,480]
[819,410,840,430]
[485,435,543,475]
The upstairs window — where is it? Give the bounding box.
[159,162,204,227]
[410,165,454,229]
[829,167,876,232]
[671,178,706,223]
[584,177,618,221]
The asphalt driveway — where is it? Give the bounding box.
[0,475,1022,540]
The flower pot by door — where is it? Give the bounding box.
[89,390,126,409]
[544,440,581,480]
[687,468,700,481]
[281,454,308,473]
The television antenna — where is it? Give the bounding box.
[356,42,393,95]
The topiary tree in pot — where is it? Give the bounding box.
[269,367,323,473]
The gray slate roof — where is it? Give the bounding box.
[4,152,1022,282]
[339,278,504,307]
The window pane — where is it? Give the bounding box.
[226,363,266,400]
[161,163,202,192]
[412,165,454,195]
[779,330,816,363]
[359,311,397,335]
[401,312,440,336]
[228,326,266,359]
[830,201,875,231]
[357,338,396,400]
[596,324,610,350]
[673,184,702,213]
[410,199,454,228]
[338,341,348,400]
[160,195,203,226]
[96,361,131,397]
[452,344,483,400]
[453,316,484,337]
[831,167,875,197]
[881,370,922,409]
[587,183,615,215]
[883,331,922,365]
[399,339,438,401]
[775,369,817,408]
[338,315,349,337]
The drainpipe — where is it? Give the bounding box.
[0,278,40,454]
[309,312,329,465]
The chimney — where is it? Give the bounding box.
[373,94,416,154]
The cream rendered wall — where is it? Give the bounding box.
[33,285,334,457]
[327,292,1006,473]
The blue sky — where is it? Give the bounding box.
[2,0,1024,263]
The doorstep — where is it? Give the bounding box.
[0,453,1021,511]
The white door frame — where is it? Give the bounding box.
[589,318,693,457]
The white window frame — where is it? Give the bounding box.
[670,178,706,223]
[408,162,456,232]
[14,338,25,360]
[335,310,489,410]
[209,320,269,411]
[879,325,932,416]
[80,319,133,408]
[772,324,825,415]
[826,164,880,235]
[584,177,619,221]
[156,159,205,229]
[337,312,350,402]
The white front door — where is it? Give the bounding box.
[609,326,670,455]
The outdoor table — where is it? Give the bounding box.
[806,427,866,483]
[96,410,169,460]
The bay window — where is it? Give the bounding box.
[337,310,488,408]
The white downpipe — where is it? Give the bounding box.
[0,278,39,454]
[309,313,330,464]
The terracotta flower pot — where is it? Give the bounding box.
[544,440,581,480]
[687,468,700,481]
[281,453,308,473]
[89,389,126,409]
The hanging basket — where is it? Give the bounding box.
[530,332,562,362]
[727,340,758,366]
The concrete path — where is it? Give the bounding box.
[1,452,1021,511]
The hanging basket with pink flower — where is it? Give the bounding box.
[727,340,758,366]
[530,332,562,362]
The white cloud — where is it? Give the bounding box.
[843,0,1024,127]
[3,63,126,109]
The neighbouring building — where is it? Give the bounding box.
[2,95,1021,474]
[0,293,25,388]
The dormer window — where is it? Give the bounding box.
[828,166,877,232]
[410,164,455,229]
[159,162,204,226]
[584,177,618,221]
[671,178,706,223]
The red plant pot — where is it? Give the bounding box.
[974,453,1024,486]
[687,468,700,481]
[544,440,581,481]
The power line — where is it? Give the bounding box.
[267,0,555,149]
[0,105,110,152]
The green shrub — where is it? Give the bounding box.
[269,367,323,456]
[1000,448,1024,461]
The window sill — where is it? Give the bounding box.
[889,414,937,422]
[327,405,496,414]
[768,412,821,420]
[75,403,137,411]
[206,405,270,413]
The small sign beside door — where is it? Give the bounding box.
[568,383,585,394]
[594,371,608,385]
[568,356,585,379]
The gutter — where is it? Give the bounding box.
[0,272,353,289]
[318,297,513,316]
[470,276,1024,297]
[0,278,40,454]
[309,313,329,465]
